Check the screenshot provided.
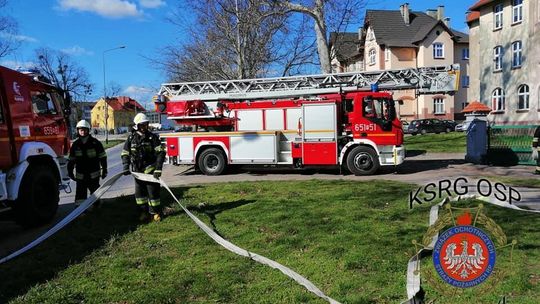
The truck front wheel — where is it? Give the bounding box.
[14,164,59,227]
[346,146,380,176]
[198,148,227,176]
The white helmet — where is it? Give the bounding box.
[76,120,91,129]
[133,113,149,125]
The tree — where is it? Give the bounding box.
[269,0,365,73]
[0,0,19,58]
[158,0,315,82]
[34,48,93,101]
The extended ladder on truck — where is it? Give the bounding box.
[157,64,460,102]
[155,64,459,176]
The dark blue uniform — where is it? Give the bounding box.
[68,136,107,204]
[121,130,165,215]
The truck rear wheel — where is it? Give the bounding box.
[346,146,380,176]
[198,148,226,175]
[14,164,59,227]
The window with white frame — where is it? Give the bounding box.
[434,98,445,114]
[494,4,503,29]
[493,46,502,71]
[462,48,469,60]
[385,48,390,61]
[517,84,529,109]
[492,88,505,111]
[461,102,469,110]
[512,41,522,67]
[433,43,444,59]
[512,0,523,24]
[368,48,376,65]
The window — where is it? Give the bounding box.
[462,48,469,60]
[462,75,470,88]
[434,98,445,114]
[512,0,523,24]
[494,4,503,29]
[517,84,529,109]
[512,41,522,67]
[461,102,469,110]
[433,43,444,59]
[368,48,376,65]
[385,48,390,61]
[492,88,505,111]
[31,91,57,115]
[493,46,503,71]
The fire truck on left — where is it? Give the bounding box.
[0,65,72,227]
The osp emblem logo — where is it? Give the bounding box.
[410,202,517,299]
[433,212,496,288]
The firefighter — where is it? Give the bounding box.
[533,125,540,174]
[121,113,166,222]
[68,120,108,207]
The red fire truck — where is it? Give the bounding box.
[154,65,459,176]
[0,66,71,226]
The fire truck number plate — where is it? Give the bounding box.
[354,124,376,132]
[43,126,59,135]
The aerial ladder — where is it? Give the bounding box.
[155,64,459,123]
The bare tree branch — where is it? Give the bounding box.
[0,0,19,58]
[34,48,94,101]
[152,0,316,82]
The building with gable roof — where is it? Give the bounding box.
[360,4,469,121]
[91,96,145,133]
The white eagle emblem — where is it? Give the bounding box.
[443,240,485,279]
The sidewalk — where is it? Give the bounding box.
[160,151,539,210]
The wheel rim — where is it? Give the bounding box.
[353,152,373,171]
[204,155,220,171]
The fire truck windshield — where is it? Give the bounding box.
[363,97,396,130]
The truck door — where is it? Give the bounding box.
[29,87,66,154]
[301,103,338,165]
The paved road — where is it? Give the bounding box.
[1,146,539,257]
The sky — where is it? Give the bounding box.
[0,0,472,108]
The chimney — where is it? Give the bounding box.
[437,5,445,21]
[443,17,450,27]
[426,9,437,19]
[400,3,410,25]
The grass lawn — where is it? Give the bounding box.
[101,139,124,150]
[404,132,466,153]
[0,180,538,303]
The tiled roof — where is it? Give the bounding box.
[462,101,492,113]
[469,0,494,11]
[365,10,468,47]
[329,32,361,61]
[466,11,480,23]
[105,96,145,112]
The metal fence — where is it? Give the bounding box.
[487,125,535,166]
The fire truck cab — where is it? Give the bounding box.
[0,66,71,227]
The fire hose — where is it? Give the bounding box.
[0,171,340,304]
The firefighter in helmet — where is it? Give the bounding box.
[68,120,108,206]
[533,125,540,174]
[121,113,166,222]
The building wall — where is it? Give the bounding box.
[474,0,538,125]
[364,26,382,71]
[454,42,470,120]
[91,98,114,130]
